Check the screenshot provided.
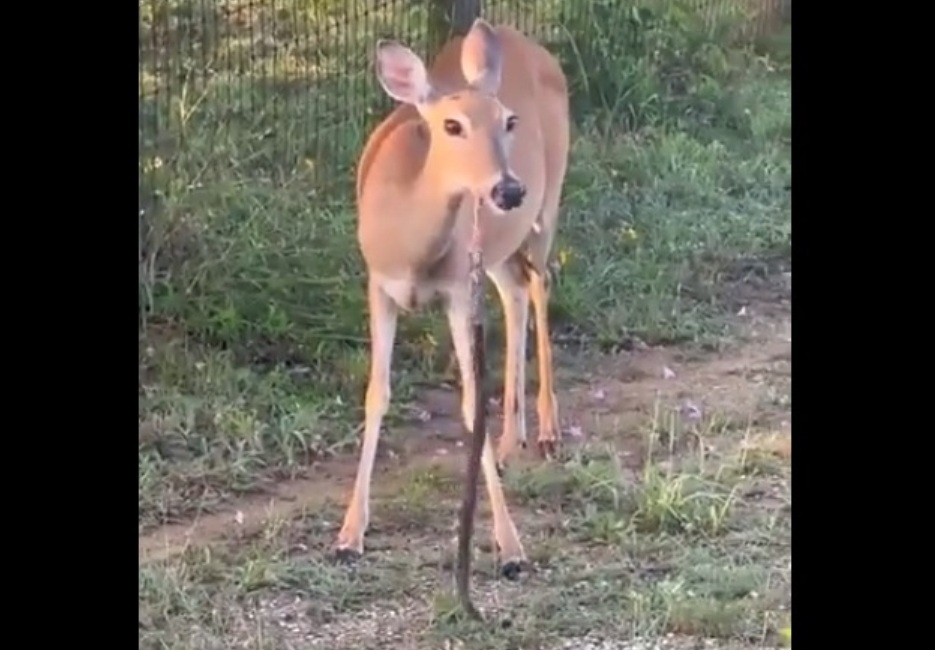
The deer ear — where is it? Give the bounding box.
[460,18,503,95]
[375,40,432,105]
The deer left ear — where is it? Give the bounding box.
[376,40,434,105]
[460,18,503,95]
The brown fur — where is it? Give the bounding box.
[336,19,571,583]
[355,25,568,289]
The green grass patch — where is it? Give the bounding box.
[139,424,790,649]
[138,0,791,536]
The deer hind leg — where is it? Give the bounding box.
[335,279,398,561]
[529,264,560,458]
[487,257,531,468]
[445,285,527,578]
[521,214,562,460]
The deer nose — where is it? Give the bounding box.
[490,177,526,211]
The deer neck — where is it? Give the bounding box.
[404,143,468,274]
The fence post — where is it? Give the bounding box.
[450,0,482,33]
[428,0,481,54]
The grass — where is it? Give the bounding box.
[139,0,791,647]
[139,408,791,649]
[138,63,790,527]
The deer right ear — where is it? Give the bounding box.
[375,40,432,105]
[461,18,502,95]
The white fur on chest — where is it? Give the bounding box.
[378,275,445,311]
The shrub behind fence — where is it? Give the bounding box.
[138,0,786,196]
[138,0,789,351]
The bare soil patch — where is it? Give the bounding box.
[140,304,790,563]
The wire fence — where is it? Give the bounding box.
[138,0,789,205]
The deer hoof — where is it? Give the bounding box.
[500,560,523,581]
[334,547,362,566]
[537,439,558,460]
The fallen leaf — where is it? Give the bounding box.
[566,425,584,439]
[662,366,676,379]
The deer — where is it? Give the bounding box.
[335,18,570,580]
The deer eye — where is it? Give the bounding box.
[443,119,464,136]
[505,115,519,132]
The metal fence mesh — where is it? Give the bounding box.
[139,0,788,204]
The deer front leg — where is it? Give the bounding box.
[446,287,527,578]
[335,279,398,561]
[529,267,560,458]
[487,259,531,468]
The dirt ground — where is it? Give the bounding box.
[141,314,790,557]
[139,293,790,650]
